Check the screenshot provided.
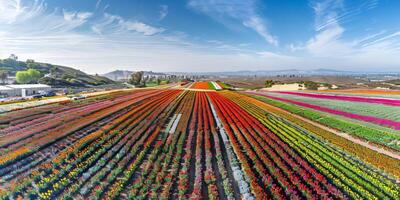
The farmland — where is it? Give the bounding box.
[247,91,400,151]
[0,88,399,199]
[190,81,230,90]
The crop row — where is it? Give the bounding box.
[126,91,239,199]
[0,90,182,199]
[249,91,400,130]
[208,92,347,199]
[276,91,400,106]
[247,92,400,151]
[269,92,400,122]
[0,90,164,169]
[2,89,399,199]
[223,91,400,199]
[233,91,400,178]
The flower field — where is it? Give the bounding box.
[317,89,400,98]
[190,81,229,90]
[0,88,399,199]
[276,91,400,106]
[191,82,213,90]
[247,91,400,151]
[269,92,400,121]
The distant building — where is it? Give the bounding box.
[0,84,51,97]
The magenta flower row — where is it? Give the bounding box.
[275,91,400,107]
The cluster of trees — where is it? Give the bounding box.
[129,71,181,87]
[276,74,300,78]
[0,55,42,84]
[264,79,333,90]
[0,71,8,84]
[265,80,279,88]
[129,71,144,86]
[300,81,332,90]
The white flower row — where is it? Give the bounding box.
[209,100,254,200]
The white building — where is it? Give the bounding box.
[0,84,51,97]
[0,86,17,97]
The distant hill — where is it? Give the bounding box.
[103,70,167,81]
[0,58,114,87]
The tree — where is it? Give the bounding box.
[26,59,39,69]
[16,71,31,84]
[9,54,18,60]
[303,81,319,90]
[129,71,144,86]
[28,68,41,80]
[265,80,276,88]
[50,67,58,75]
[16,69,41,84]
[0,71,8,84]
[26,59,35,63]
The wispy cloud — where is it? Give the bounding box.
[243,16,277,46]
[159,5,168,20]
[95,0,102,10]
[62,9,93,30]
[306,0,400,57]
[292,0,400,69]
[187,0,278,46]
[0,0,93,35]
[0,0,45,24]
[91,13,164,36]
[311,0,378,31]
[257,51,298,61]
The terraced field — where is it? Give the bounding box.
[0,89,399,199]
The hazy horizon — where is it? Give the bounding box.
[1,0,399,74]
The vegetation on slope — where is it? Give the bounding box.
[0,58,114,87]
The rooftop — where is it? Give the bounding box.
[4,84,51,89]
[0,86,14,90]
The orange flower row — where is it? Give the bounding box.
[191,82,212,89]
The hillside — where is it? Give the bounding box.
[0,58,114,87]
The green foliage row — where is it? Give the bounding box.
[208,82,216,90]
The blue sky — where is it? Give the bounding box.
[0,0,399,73]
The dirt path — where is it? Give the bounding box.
[267,103,400,160]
